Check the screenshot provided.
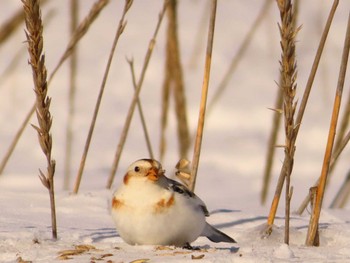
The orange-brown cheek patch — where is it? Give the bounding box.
[123,173,130,185]
[154,195,175,213]
[112,197,124,210]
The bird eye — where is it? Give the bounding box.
[134,166,140,172]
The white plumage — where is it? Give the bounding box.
[111,159,236,247]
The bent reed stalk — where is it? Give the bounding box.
[73,0,132,194]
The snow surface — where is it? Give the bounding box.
[1,0,350,262]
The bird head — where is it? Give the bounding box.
[123,159,165,184]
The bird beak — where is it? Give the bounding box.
[147,167,160,181]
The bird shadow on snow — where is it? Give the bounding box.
[79,227,119,243]
[210,209,312,230]
[210,208,267,229]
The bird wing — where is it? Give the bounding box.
[165,177,209,217]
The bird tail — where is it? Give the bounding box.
[202,223,236,243]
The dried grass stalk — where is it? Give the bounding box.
[188,0,210,69]
[160,0,190,161]
[188,0,217,192]
[106,0,169,189]
[73,0,133,194]
[64,0,79,190]
[274,0,299,244]
[263,0,339,234]
[160,64,170,161]
[168,0,190,158]
[207,0,272,113]
[0,0,109,176]
[127,58,154,159]
[51,0,109,80]
[261,0,299,205]
[261,87,283,204]
[262,2,299,240]
[306,12,350,246]
[22,0,57,239]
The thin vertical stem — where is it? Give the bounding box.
[22,0,57,239]
[160,0,189,161]
[306,11,350,246]
[73,0,132,194]
[261,0,299,205]
[127,58,154,159]
[207,0,272,113]
[64,0,79,190]
[188,0,217,192]
[274,0,299,244]
[264,0,339,233]
[0,0,109,176]
[106,0,169,189]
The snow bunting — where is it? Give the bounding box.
[111,158,236,247]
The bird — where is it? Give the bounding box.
[111,158,236,247]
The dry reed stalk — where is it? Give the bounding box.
[276,0,299,244]
[306,12,350,246]
[160,69,170,162]
[73,0,133,194]
[265,0,299,239]
[50,0,109,80]
[106,0,169,189]
[207,0,272,114]
[64,0,79,190]
[263,0,339,235]
[307,187,319,245]
[297,128,350,213]
[22,0,57,239]
[170,0,190,159]
[261,88,283,204]
[188,0,217,192]
[188,0,210,69]
[160,0,190,161]
[261,0,299,205]
[127,58,154,158]
[160,0,174,161]
[294,0,338,132]
[0,0,109,176]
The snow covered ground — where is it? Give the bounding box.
[1,0,350,262]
